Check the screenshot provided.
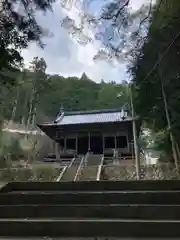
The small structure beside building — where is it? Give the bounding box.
[38,108,137,162]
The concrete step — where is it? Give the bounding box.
[71,157,82,166]
[86,155,102,166]
[1,190,180,205]
[3,180,180,193]
[78,166,99,181]
[60,167,78,181]
[0,218,180,237]
[1,204,180,219]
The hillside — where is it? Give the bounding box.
[1,70,130,126]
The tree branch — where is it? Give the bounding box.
[139,0,153,28]
[114,0,130,20]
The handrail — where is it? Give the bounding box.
[74,152,89,181]
[96,155,104,181]
[68,157,76,168]
[56,166,67,181]
[113,148,118,158]
[43,157,72,162]
[73,156,84,181]
[0,166,33,170]
[56,156,76,181]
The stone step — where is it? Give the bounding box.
[60,167,78,181]
[1,190,180,205]
[78,166,99,181]
[0,218,180,237]
[86,155,102,166]
[71,157,82,166]
[1,204,180,219]
[3,180,180,193]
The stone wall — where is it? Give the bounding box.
[102,163,179,180]
[0,165,60,181]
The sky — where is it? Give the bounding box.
[22,0,147,83]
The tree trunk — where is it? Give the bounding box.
[176,143,180,161]
[129,84,141,180]
[159,65,179,169]
[27,93,34,128]
[10,88,20,124]
[21,94,28,127]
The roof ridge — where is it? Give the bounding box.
[64,108,125,116]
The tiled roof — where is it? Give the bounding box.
[53,108,132,126]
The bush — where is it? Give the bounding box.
[102,163,180,180]
[33,164,60,181]
[0,165,60,181]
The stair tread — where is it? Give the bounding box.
[1,203,180,207]
[4,180,180,193]
[1,218,180,222]
[4,189,180,194]
[0,218,180,237]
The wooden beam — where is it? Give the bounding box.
[88,132,91,151]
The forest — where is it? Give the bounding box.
[1,0,180,171]
[1,59,130,126]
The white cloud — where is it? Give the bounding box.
[130,0,147,11]
[22,0,145,83]
[130,0,154,11]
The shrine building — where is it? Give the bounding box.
[38,108,137,159]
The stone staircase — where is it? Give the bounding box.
[60,156,82,181]
[77,154,103,181]
[1,180,180,237]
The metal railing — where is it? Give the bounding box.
[74,152,89,181]
[68,157,76,168]
[96,155,104,181]
[56,156,76,181]
[56,166,67,181]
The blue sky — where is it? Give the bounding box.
[22,0,147,83]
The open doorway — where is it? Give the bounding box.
[116,136,127,148]
[104,136,115,149]
[78,136,88,154]
[90,135,103,154]
[66,138,76,150]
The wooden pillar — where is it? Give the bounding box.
[114,135,117,149]
[64,136,67,153]
[102,135,105,154]
[55,142,60,161]
[50,140,54,153]
[127,142,130,153]
[126,132,130,153]
[88,132,91,152]
[52,140,55,153]
[63,138,65,152]
[76,135,78,154]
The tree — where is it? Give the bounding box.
[0,0,55,128]
[60,0,180,165]
[2,68,130,124]
[97,82,130,110]
[0,0,54,85]
[27,57,48,127]
[61,0,153,62]
[80,72,89,81]
[130,0,180,163]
